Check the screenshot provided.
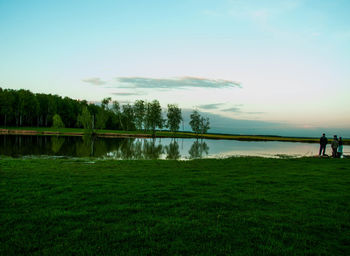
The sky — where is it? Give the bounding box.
[0,0,349,136]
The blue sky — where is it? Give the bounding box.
[1,0,349,136]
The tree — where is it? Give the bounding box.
[16,89,39,126]
[101,97,111,110]
[60,97,77,128]
[77,106,93,132]
[189,110,201,136]
[47,95,58,127]
[95,97,112,130]
[112,100,123,130]
[87,103,99,130]
[0,89,15,127]
[189,110,210,136]
[95,108,108,130]
[145,100,163,137]
[122,104,135,131]
[36,93,49,126]
[133,100,145,130]
[52,114,65,128]
[166,104,182,134]
[200,116,210,135]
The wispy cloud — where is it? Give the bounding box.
[198,103,225,110]
[221,107,241,112]
[246,111,264,115]
[111,92,144,96]
[222,106,264,115]
[82,77,106,86]
[115,76,241,89]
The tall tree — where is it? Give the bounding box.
[47,95,58,127]
[77,106,93,133]
[95,108,108,130]
[16,89,39,126]
[189,110,201,136]
[145,100,163,137]
[60,97,77,128]
[0,89,15,126]
[133,100,145,130]
[122,104,135,131]
[200,116,210,135]
[112,100,123,130]
[166,104,182,134]
[95,98,112,130]
[36,93,49,126]
[101,97,112,110]
[87,103,99,130]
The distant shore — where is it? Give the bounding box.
[1,127,349,145]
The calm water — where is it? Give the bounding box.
[0,135,348,159]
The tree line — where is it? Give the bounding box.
[0,88,210,136]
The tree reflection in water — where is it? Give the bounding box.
[143,139,163,159]
[165,140,181,160]
[76,134,96,157]
[104,139,163,160]
[0,135,212,159]
[188,140,209,159]
[51,136,65,154]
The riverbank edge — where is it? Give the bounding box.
[1,127,349,145]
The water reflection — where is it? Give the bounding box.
[1,135,348,159]
[103,139,164,160]
[188,140,209,159]
[165,140,181,160]
[0,135,211,159]
[51,136,65,153]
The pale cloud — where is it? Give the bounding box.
[246,111,264,115]
[111,92,144,96]
[82,77,106,86]
[221,107,241,112]
[114,76,241,89]
[198,103,225,110]
[221,106,264,115]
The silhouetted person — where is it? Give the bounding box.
[331,135,339,158]
[338,137,343,158]
[319,133,328,156]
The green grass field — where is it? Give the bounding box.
[1,157,350,255]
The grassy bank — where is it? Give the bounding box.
[1,126,349,144]
[1,157,350,255]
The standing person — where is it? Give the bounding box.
[331,135,339,158]
[338,137,343,158]
[319,133,328,156]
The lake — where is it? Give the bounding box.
[0,135,348,159]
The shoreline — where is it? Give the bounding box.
[1,127,349,145]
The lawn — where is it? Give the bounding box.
[1,157,349,255]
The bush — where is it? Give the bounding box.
[52,114,65,128]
